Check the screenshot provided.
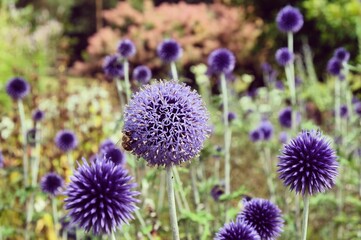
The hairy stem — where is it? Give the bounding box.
[166,166,180,240]
[123,59,131,103]
[170,61,179,81]
[301,194,310,240]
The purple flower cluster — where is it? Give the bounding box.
[55,130,78,152]
[237,198,284,240]
[249,120,274,142]
[327,47,350,77]
[157,39,183,62]
[278,130,338,195]
[6,77,30,100]
[32,109,45,122]
[215,221,261,240]
[40,172,64,196]
[64,158,139,235]
[124,81,210,167]
[276,5,304,33]
[103,54,124,78]
[275,48,294,66]
[132,65,152,84]
[117,39,136,58]
[208,48,236,75]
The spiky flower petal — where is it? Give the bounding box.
[55,130,78,152]
[157,39,183,62]
[207,48,236,74]
[103,55,124,78]
[117,39,136,58]
[133,65,152,84]
[6,77,30,100]
[278,130,338,195]
[41,173,64,196]
[276,5,304,33]
[123,81,210,167]
[64,159,139,235]
[215,221,261,240]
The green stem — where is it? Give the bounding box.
[220,73,231,196]
[157,171,166,213]
[110,231,116,240]
[346,64,361,73]
[123,60,131,103]
[261,147,276,203]
[115,78,125,108]
[173,168,190,211]
[301,194,310,240]
[18,99,29,187]
[190,163,200,207]
[52,197,58,238]
[335,78,341,135]
[67,152,74,173]
[170,61,179,81]
[32,123,41,186]
[166,166,180,240]
[135,209,153,240]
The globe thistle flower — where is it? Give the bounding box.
[132,65,152,84]
[259,120,273,141]
[228,112,237,123]
[237,198,284,240]
[275,48,294,66]
[117,39,136,58]
[64,158,139,235]
[123,81,210,167]
[55,130,78,152]
[249,129,263,142]
[6,77,30,100]
[99,139,115,153]
[40,172,64,196]
[354,101,361,116]
[278,130,338,195]
[278,107,300,128]
[0,151,3,168]
[157,39,183,62]
[103,55,124,78]
[276,5,304,33]
[104,147,126,166]
[334,47,350,62]
[215,221,261,240]
[279,132,288,144]
[327,58,342,76]
[210,184,225,201]
[32,109,44,122]
[340,105,348,118]
[207,48,236,75]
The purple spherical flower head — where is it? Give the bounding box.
[64,158,139,235]
[104,147,126,165]
[237,198,284,240]
[259,120,273,141]
[334,47,350,62]
[276,5,304,33]
[249,129,263,142]
[0,151,3,168]
[354,101,361,116]
[133,65,152,84]
[41,172,64,196]
[275,47,294,67]
[6,77,30,100]
[327,58,342,76]
[208,48,236,75]
[279,132,288,144]
[278,107,292,128]
[32,109,44,122]
[228,112,237,123]
[215,221,261,240]
[55,130,78,152]
[278,130,338,195]
[123,81,210,167]
[210,184,225,201]
[117,39,136,58]
[340,105,348,118]
[157,39,183,62]
[103,55,124,78]
[99,139,115,153]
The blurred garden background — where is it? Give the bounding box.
[0,0,361,239]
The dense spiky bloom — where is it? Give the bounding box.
[279,132,288,144]
[355,101,361,116]
[104,147,126,165]
[211,184,225,201]
[249,129,263,142]
[259,120,273,141]
[117,39,136,58]
[6,77,30,100]
[32,109,44,122]
[123,81,210,167]
[276,5,304,33]
[99,139,115,152]
[207,48,236,74]
[340,105,348,118]
[275,48,294,66]
[237,198,284,240]
[41,173,64,196]
[55,130,78,152]
[278,130,338,195]
[157,39,183,62]
[327,58,342,76]
[133,65,152,84]
[278,107,300,128]
[334,47,350,62]
[215,221,261,240]
[64,159,139,235]
[103,55,124,78]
